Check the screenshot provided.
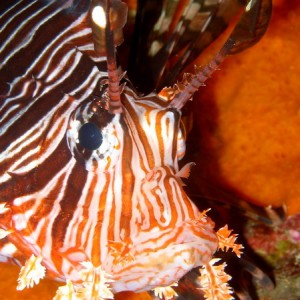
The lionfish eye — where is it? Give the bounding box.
[78,122,103,150]
[67,99,122,172]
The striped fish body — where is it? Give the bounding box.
[0,0,219,296]
[0,0,271,298]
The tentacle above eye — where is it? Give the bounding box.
[89,0,128,113]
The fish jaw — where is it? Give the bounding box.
[103,216,218,293]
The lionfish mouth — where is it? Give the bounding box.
[102,217,218,293]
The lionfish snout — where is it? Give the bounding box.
[102,203,218,293]
[97,163,217,293]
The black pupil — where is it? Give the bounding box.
[78,123,103,150]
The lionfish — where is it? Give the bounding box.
[0,0,271,299]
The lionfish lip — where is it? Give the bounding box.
[103,221,218,293]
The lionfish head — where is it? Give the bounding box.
[66,80,219,291]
